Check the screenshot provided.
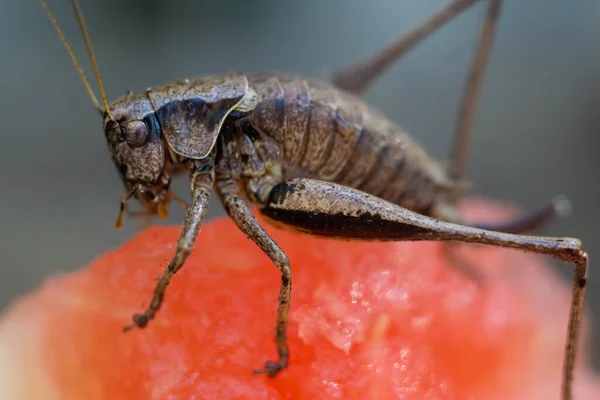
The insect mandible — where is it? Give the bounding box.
[39,1,588,399]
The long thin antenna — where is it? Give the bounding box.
[39,0,103,113]
[69,0,114,120]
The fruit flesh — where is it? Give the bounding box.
[0,198,598,399]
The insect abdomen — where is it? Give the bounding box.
[247,73,455,213]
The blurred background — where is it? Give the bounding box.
[1,0,598,366]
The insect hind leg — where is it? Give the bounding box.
[448,0,503,183]
[329,0,481,96]
[260,178,585,400]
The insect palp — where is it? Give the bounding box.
[115,186,137,229]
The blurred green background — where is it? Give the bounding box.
[1,0,599,366]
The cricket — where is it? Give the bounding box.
[40,0,588,399]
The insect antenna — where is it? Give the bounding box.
[39,0,114,121]
[69,0,114,120]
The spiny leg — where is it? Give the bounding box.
[330,0,481,95]
[448,0,503,182]
[260,178,586,400]
[216,179,292,377]
[123,167,214,331]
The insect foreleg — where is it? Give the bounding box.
[330,0,481,95]
[216,178,292,378]
[123,163,215,332]
[260,178,586,400]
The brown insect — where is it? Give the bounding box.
[40,1,587,399]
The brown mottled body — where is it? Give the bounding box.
[246,74,456,216]
[41,1,587,399]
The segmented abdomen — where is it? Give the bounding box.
[248,73,454,213]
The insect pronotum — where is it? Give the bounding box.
[40,1,587,399]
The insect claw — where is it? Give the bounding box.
[253,360,287,377]
[123,313,149,333]
[134,313,149,327]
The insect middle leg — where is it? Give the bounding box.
[259,178,586,400]
[216,178,292,377]
[124,164,214,331]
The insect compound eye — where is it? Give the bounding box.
[118,125,126,141]
[123,120,149,148]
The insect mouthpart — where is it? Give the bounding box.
[114,176,188,229]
